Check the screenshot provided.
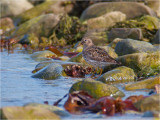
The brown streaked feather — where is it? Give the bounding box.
[83,45,119,64]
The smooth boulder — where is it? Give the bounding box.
[115,39,157,56]
[87,11,126,29]
[1,106,60,120]
[97,66,136,84]
[81,2,156,20]
[32,63,63,80]
[69,78,125,99]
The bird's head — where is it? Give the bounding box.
[79,37,94,49]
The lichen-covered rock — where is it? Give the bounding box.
[115,39,157,56]
[125,76,160,90]
[16,1,73,24]
[32,63,63,80]
[117,51,160,77]
[108,28,143,42]
[87,11,126,29]
[1,106,60,120]
[1,0,33,17]
[31,50,57,61]
[81,2,156,20]
[97,66,136,84]
[15,13,60,40]
[152,29,160,44]
[84,28,109,45]
[69,78,125,99]
[0,17,14,34]
[134,94,160,112]
[25,103,69,117]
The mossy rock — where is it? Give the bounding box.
[15,14,60,45]
[100,46,118,58]
[117,51,160,77]
[31,50,57,61]
[16,1,56,24]
[125,76,160,90]
[69,78,125,99]
[32,63,63,80]
[134,94,160,112]
[25,103,69,117]
[108,38,123,49]
[1,106,60,120]
[87,11,126,29]
[97,66,136,84]
[115,39,157,56]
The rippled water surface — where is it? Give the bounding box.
[0,50,150,119]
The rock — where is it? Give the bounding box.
[115,39,157,56]
[15,14,60,45]
[31,50,57,61]
[100,46,118,58]
[84,28,109,45]
[68,52,86,63]
[108,38,123,49]
[152,29,160,44]
[32,61,54,73]
[1,106,60,120]
[97,66,136,84]
[16,1,73,24]
[0,0,33,17]
[25,103,69,117]
[87,11,126,29]
[134,94,160,112]
[117,51,160,77]
[0,17,14,35]
[69,78,125,99]
[125,76,160,90]
[108,28,143,42]
[146,0,160,17]
[80,2,156,20]
[32,63,63,80]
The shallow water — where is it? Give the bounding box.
[0,50,151,119]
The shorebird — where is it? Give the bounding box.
[79,37,121,75]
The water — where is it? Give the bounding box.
[0,50,151,119]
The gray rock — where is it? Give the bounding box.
[115,39,156,56]
[1,0,33,17]
[152,29,160,44]
[87,11,126,29]
[108,28,143,42]
[32,63,63,80]
[81,2,156,20]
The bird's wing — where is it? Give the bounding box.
[83,46,119,64]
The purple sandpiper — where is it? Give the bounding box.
[79,37,121,75]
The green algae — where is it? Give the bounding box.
[50,14,87,45]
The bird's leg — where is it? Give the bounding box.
[99,68,103,76]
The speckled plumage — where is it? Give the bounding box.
[81,37,121,68]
